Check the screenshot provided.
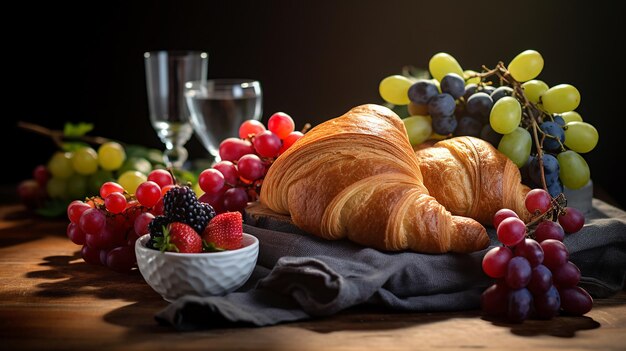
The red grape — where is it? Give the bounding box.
[481,283,509,317]
[17,180,46,209]
[540,239,569,269]
[514,238,544,267]
[222,187,248,212]
[268,112,295,139]
[525,188,552,214]
[239,119,266,139]
[493,208,518,229]
[100,181,125,198]
[558,207,585,233]
[33,165,50,186]
[151,198,164,216]
[134,212,155,236]
[552,261,581,288]
[253,131,281,158]
[81,245,102,265]
[559,286,593,315]
[199,169,225,194]
[237,154,265,181]
[219,138,254,162]
[147,169,174,188]
[199,187,227,214]
[99,249,110,266]
[67,200,91,223]
[79,208,106,235]
[497,217,526,246]
[161,184,175,197]
[534,220,565,242]
[482,246,513,278]
[106,246,136,273]
[67,222,86,245]
[213,161,239,185]
[278,131,304,154]
[527,264,552,295]
[135,181,161,207]
[507,288,533,323]
[505,257,532,289]
[534,285,561,319]
[105,193,127,214]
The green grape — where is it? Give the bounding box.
[117,156,153,175]
[98,141,126,171]
[463,70,481,85]
[48,152,74,179]
[46,177,67,199]
[87,169,114,195]
[118,170,147,194]
[541,84,581,113]
[489,97,522,134]
[564,121,598,153]
[498,127,532,167]
[403,115,432,146]
[72,147,99,175]
[558,150,590,189]
[561,111,583,123]
[521,80,549,104]
[379,75,413,105]
[66,174,88,200]
[508,50,544,82]
[429,52,463,82]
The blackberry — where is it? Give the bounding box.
[162,186,212,233]
[147,215,170,249]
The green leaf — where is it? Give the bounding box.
[63,122,94,137]
[35,199,70,217]
[61,141,90,152]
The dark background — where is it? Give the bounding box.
[3,0,625,208]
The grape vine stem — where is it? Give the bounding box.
[17,121,112,148]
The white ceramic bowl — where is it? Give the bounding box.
[135,233,259,302]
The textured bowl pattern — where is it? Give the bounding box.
[135,233,259,301]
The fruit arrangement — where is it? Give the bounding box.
[379,50,598,197]
[197,112,304,213]
[17,122,167,216]
[481,188,591,322]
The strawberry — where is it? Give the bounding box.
[154,222,203,253]
[202,211,243,251]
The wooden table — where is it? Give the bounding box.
[1,203,624,351]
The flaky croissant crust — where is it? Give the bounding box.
[260,104,489,253]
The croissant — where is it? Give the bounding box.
[414,136,532,225]
[260,104,489,253]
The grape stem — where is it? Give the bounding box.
[525,193,568,238]
[17,121,112,148]
[471,63,553,192]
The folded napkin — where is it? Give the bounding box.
[156,199,626,330]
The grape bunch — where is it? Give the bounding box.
[481,188,592,322]
[379,50,599,197]
[65,169,177,272]
[197,112,304,213]
[18,138,165,213]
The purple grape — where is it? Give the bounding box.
[528,264,552,295]
[466,92,493,121]
[534,285,561,319]
[441,73,465,99]
[481,282,509,317]
[541,239,569,269]
[559,286,593,315]
[540,121,565,151]
[431,115,458,135]
[552,261,581,288]
[408,80,439,104]
[508,288,533,322]
[428,93,456,118]
[505,256,532,289]
[453,116,482,137]
[490,86,514,103]
[534,221,565,242]
[514,238,544,267]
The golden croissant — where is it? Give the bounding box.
[414,136,532,225]
[260,104,489,253]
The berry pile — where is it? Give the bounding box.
[66,169,176,272]
[380,50,598,198]
[481,188,591,322]
[198,112,304,213]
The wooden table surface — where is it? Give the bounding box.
[1,203,625,351]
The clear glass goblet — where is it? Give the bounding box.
[144,51,208,168]
[185,79,262,162]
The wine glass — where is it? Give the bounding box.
[144,51,208,168]
[185,79,262,162]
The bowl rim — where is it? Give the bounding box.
[135,232,258,258]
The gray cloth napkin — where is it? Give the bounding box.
[156,199,626,330]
